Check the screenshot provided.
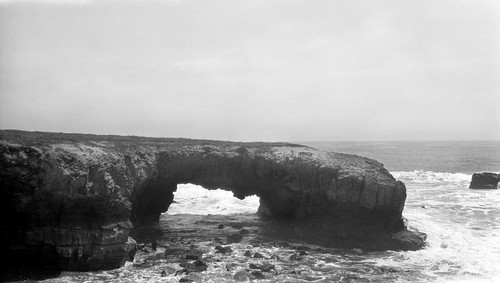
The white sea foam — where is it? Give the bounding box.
[165,183,260,215]
[161,173,500,281]
[395,171,500,281]
[392,170,471,185]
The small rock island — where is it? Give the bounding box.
[469,172,499,189]
[0,130,426,271]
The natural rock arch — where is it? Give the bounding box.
[130,145,405,227]
[0,130,426,271]
[128,144,421,252]
[130,146,310,224]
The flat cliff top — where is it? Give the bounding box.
[0,129,301,148]
[0,130,386,170]
[0,129,395,189]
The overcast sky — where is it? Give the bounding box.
[0,0,498,141]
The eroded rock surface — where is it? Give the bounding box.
[469,172,499,189]
[0,130,425,271]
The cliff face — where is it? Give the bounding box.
[0,130,425,271]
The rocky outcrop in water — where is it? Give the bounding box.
[469,172,499,189]
[0,130,425,271]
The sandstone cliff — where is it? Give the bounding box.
[0,130,425,271]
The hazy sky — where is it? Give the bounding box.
[0,0,499,141]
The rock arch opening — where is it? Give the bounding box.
[167,183,260,215]
[129,175,303,226]
[128,147,311,226]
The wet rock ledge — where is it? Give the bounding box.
[0,130,425,271]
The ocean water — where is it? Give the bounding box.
[42,141,500,283]
[304,141,500,174]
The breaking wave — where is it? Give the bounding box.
[392,170,471,186]
[166,184,260,215]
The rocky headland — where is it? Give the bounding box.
[0,130,425,272]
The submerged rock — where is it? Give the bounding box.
[179,259,208,274]
[215,245,233,254]
[227,233,243,243]
[253,252,266,258]
[270,255,280,260]
[179,273,202,282]
[0,130,425,271]
[469,172,499,189]
[165,246,189,257]
[185,248,204,260]
[249,262,275,272]
[234,270,251,281]
[159,266,178,277]
[251,270,266,279]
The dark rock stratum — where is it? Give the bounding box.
[0,130,425,271]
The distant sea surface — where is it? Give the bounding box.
[303,140,500,174]
[51,141,500,283]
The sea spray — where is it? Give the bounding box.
[166,184,260,215]
[396,170,500,281]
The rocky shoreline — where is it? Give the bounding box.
[126,214,416,283]
[0,130,426,273]
[12,212,426,283]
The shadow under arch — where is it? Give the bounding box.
[129,183,308,248]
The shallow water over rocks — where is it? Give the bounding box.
[35,171,500,283]
[45,213,427,283]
